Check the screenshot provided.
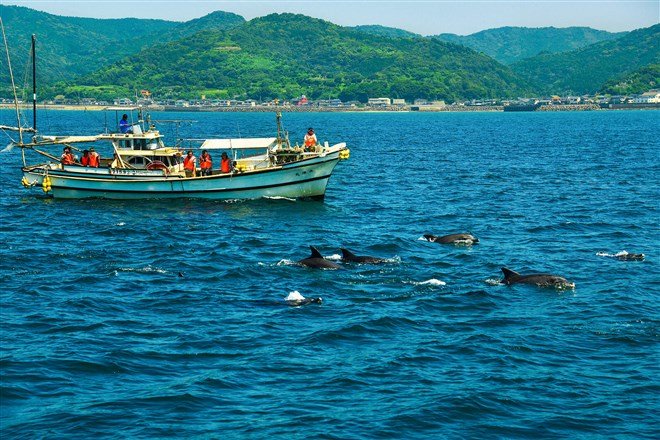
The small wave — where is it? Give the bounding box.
[325,253,342,261]
[276,259,297,266]
[262,196,296,202]
[485,278,502,286]
[114,265,168,274]
[409,278,446,286]
[418,236,430,241]
[115,222,126,226]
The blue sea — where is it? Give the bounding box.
[1,109,658,438]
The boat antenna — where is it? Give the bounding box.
[0,17,24,146]
[31,34,37,136]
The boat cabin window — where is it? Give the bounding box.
[128,156,147,166]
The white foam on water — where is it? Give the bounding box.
[485,278,502,286]
[326,253,342,261]
[415,278,446,286]
[263,196,296,202]
[117,265,168,274]
[285,291,305,302]
[418,236,431,241]
[115,222,126,226]
[276,259,296,266]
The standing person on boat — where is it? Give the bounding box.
[61,146,75,165]
[80,150,90,166]
[220,152,232,173]
[184,150,197,177]
[304,127,318,152]
[119,114,133,134]
[199,150,213,176]
[110,153,124,169]
[88,147,100,168]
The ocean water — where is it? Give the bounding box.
[1,109,658,438]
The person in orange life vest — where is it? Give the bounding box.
[199,149,213,176]
[80,149,90,166]
[220,152,232,173]
[183,150,197,177]
[304,127,318,151]
[61,146,75,165]
[88,147,100,168]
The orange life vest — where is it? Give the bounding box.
[184,155,196,171]
[89,153,100,168]
[61,153,74,165]
[221,157,231,173]
[200,154,212,169]
[81,155,90,166]
[304,135,316,147]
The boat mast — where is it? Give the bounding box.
[32,34,37,135]
[0,17,24,146]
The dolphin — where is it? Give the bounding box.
[298,246,342,270]
[500,267,574,289]
[340,248,388,264]
[285,291,323,306]
[424,233,479,245]
[616,253,645,261]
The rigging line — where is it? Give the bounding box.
[0,17,24,144]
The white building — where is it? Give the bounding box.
[633,90,660,103]
[368,97,391,106]
[392,98,406,105]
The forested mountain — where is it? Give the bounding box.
[512,24,660,94]
[0,5,244,86]
[433,26,625,64]
[351,25,421,39]
[71,13,531,102]
[599,64,660,95]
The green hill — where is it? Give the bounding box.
[599,64,660,95]
[512,24,660,94]
[0,5,245,87]
[72,13,531,102]
[433,26,625,64]
[351,25,421,39]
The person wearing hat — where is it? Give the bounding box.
[220,152,232,173]
[304,127,318,152]
[88,147,100,168]
[119,113,133,134]
[60,146,75,165]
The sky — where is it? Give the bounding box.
[2,0,659,35]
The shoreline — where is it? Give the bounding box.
[1,103,658,113]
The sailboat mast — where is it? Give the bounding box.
[32,34,37,133]
[0,17,24,145]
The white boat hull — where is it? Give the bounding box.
[23,150,343,200]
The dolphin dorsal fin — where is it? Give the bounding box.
[340,248,356,259]
[309,246,324,259]
[501,267,520,280]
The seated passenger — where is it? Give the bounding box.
[88,147,100,168]
[80,149,90,166]
[220,152,232,173]
[61,146,75,165]
[303,127,317,152]
[110,153,124,169]
[199,150,212,176]
[119,114,133,134]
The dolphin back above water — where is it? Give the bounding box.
[424,233,479,245]
[500,267,574,289]
[299,246,342,269]
[285,291,323,306]
[340,248,387,264]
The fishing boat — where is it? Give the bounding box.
[2,29,349,201]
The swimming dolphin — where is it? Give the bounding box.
[616,253,645,261]
[298,246,342,269]
[340,248,388,264]
[424,233,479,245]
[285,291,323,306]
[500,268,574,289]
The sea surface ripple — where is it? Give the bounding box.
[1,109,658,438]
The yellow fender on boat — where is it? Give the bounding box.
[339,149,350,160]
[42,176,52,193]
